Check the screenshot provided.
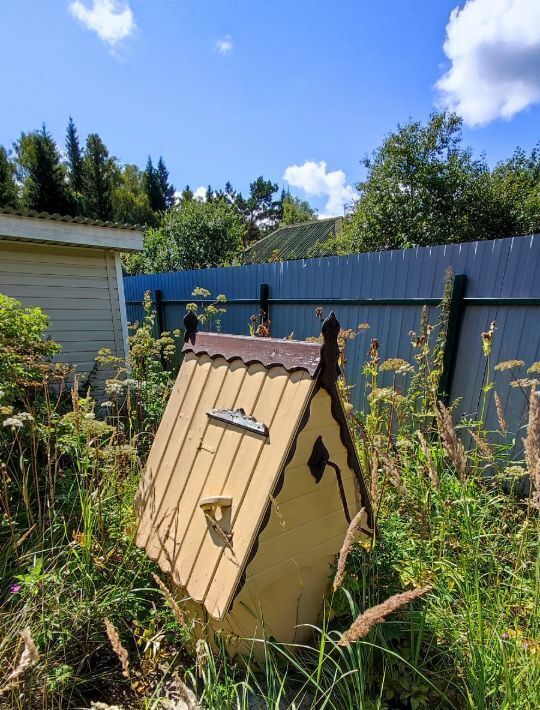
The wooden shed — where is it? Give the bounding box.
[0,208,142,388]
[136,312,373,652]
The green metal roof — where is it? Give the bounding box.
[0,206,141,231]
[242,217,342,264]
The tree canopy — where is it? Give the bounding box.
[124,197,245,274]
[335,112,540,254]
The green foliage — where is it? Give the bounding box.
[112,164,156,226]
[143,155,166,212]
[235,175,282,245]
[335,112,534,254]
[14,125,72,215]
[125,197,245,273]
[280,193,318,225]
[82,133,117,220]
[65,117,84,197]
[157,156,175,209]
[0,145,19,208]
[0,293,60,402]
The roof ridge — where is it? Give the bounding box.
[0,206,142,231]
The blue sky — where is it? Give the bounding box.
[1,1,540,216]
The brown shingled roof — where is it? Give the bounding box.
[182,332,322,376]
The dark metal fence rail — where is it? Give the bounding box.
[124,235,540,434]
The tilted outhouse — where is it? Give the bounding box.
[135,312,373,651]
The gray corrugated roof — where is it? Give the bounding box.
[242,218,342,263]
[0,206,141,231]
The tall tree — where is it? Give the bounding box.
[337,112,504,253]
[124,197,244,274]
[112,164,156,226]
[157,157,175,208]
[236,176,281,246]
[143,156,165,212]
[82,133,117,220]
[0,145,19,208]
[280,193,317,225]
[14,125,71,214]
[65,117,84,195]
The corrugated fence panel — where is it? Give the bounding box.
[124,235,540,432]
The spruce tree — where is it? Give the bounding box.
[14,125,71,214]
[65,117,84,194]
[82,133,116,220]
[143,156,165,212]
[157,157,175,208]
[0,145,19,208]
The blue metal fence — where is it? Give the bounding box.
[124,235,540,434]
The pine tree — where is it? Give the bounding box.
[157,157,175,208]
[143,156,165,212]
[14,125,71,214]
[65,117,84,194]
[0,145,19,208]
[82,133,116,220]
[181,185,193,202]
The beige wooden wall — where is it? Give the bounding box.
[0,240,127,390]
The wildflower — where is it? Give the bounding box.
[510,379,540,389]
[379,358,412,372]
[10,583,21,594]
[192,287,210,298]
[2,417,23,429]
[495,360,524,372]
[100,401,113,408]
[216,294,227,303]
[83,413,95,420]
[358,322,370,330]
[368,338,379,364]
[481,321,497,357]
[186,302,198,313]
[17,412,33,422]
[339,586,431,646]
[527,362,540,374]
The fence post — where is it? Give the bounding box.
[153,289,165,336]
[439,274,467,403]
[259,283,270,323]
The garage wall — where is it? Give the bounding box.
[0,240,127,390]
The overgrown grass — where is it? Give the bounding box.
[0,284,539,709]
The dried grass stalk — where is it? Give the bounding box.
[494,391,508,434]
[436,401,467,479]
[333,507,366,592]
[152,572,187,626]
[468,429,494,462]
[370,451,379,503]
[104,618,130,678]
[417,431,440,489]
[339,586,431,646]
[379,450,406,495]
[524,391,540,510]
[0,627,39,695]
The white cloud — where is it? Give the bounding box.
[193,186,207,201]
[436,0,540,126]
[215,36,233,54]
[283,161,356,218]
[69,0,136,46]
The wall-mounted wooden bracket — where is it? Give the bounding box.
[207,408,269,437]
